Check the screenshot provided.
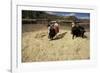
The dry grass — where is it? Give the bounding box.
[22,24,90,62]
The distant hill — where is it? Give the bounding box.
[22,10,89,24]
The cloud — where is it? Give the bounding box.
[45,12,57,15]
[65,13,76,16]
[78,16,90,19]
[45,12,76,17]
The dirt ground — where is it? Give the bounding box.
[22,24,90,62]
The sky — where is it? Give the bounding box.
[45,11,90,19]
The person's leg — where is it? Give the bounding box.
[72,34,74,39]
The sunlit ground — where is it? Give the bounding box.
[22,24,90,62]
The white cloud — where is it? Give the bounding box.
[45,12,56,15]
[64,13,76,16]
[69,13,76,16]
[78,16,90,19]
